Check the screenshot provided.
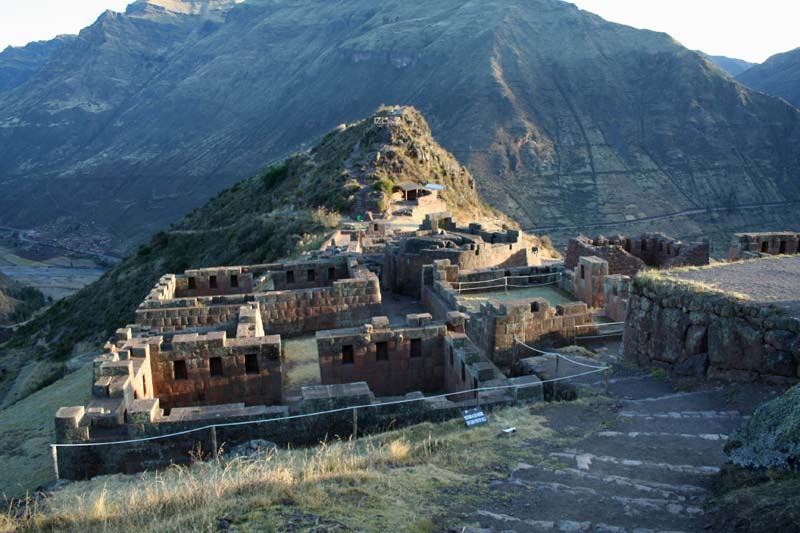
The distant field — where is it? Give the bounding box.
[0,265,104,301]
[0,365,92,497]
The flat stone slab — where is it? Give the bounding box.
[670,256,800,317]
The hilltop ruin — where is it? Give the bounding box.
[53,217,800,480]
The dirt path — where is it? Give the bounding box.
[449,349,782,532]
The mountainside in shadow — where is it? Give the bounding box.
[737,48,800,108]
[0,106,500,406]
[701,52,755,77]
[0,272,46,326]
[1,0,800,253]
[0,36,75,93]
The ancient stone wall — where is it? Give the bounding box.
[316,316,446,396]
[149,331,283,410]
[566,233,709,277]
[603,275,631,323]
[54,379,535,480]
[573,256,608,309]
[467,299,595,368]
[136,261,381,338]
[728,232,800,261]
[624,279,800,382]
[383,224,540,297]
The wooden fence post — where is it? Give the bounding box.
[51,445,60,481]
[352,407,358,439]
[211,426,218,460]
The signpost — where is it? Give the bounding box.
[463,407,488,428]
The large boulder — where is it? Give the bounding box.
[725,385,800,470]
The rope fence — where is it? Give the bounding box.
[456,272,563,294]
[51,366,604,450]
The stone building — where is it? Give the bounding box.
[383,217,541,297]
[566,233,709,277]
[728,232,800,261]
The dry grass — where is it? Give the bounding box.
[636,268,752,302]
[2,406,550,532]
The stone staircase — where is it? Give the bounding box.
[461,355,778,533]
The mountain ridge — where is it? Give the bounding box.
[737,47,800,108]
[0,0,798,254]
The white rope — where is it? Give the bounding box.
[51,366,607,449]
[513,337,610,370]
[506,281,558,288]
[576,322,624,329]
[575,333,624,340]
[457,276,507,286]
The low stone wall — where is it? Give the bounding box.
[55,380,535,481]
[624,278,800,382]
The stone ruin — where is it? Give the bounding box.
[565,233,709,278]
[728,232,800,261]
[59,213,772,480]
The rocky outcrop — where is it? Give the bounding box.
[1,0,800,251]
[725,385,800,470]
[623,277,800,382]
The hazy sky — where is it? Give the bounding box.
[0,0,798,63]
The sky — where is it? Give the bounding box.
[0,0,799,63]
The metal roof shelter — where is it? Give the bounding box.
[393,182,430,201]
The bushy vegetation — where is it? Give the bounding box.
[0,274,47,326]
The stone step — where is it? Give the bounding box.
[619,388,736,414]
[480,475,703,531]
[613,410,745,435]
[549,452,719,488]
[566,430,728,466]
[511,463,708,503]
[473,509,688,532]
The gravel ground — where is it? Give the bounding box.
[671,256,800,317]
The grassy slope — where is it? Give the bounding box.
[4,404,563,532]
[0,365,91,498]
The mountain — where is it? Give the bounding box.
[737,48,800,108]
[700,52,755,77]
[1,106,501,406]
[1,0,800,254]
[0,272,46,326]
[0,36,75,93]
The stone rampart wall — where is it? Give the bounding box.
[624,278,800,382]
